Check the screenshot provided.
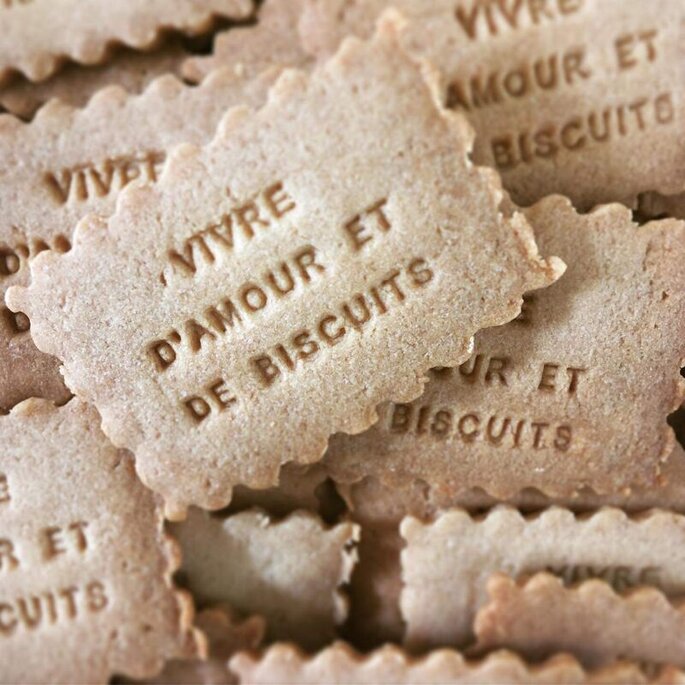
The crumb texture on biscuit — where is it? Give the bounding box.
[400,506,685,649]
[6,17,561,515]
[324,197,685,498]
[474,572,685,668]
[170,508,359,650]
[0,0,253,83]
[0,398,199,684]
[299,0,685,208]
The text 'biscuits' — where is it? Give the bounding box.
[7,18,562,516]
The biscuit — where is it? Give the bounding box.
[0,39,189,119]
[229,642,674,684]
[0,0,253,84]
[183,0,311,84]
[134,606,265,685]
[7,16,562,516]
[171,508,359,650]
[324,197,685,498]
[300,0,685,209]
[0,67,274,412]
[474,573,685,668]
[401,507,685,649]
[0,398,200,683]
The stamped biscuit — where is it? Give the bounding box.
[0,0,253,84]
[474,573,685,669]
[401,506,685,649]
[0,39,189,119]
[183,0,311,84]
[0,67,274,412]
[7,18,562,516]
[0,398,200,683]
[229,642,672,684]
[136,606,265,685]
[300,0,685,209]
[171,508,359,649]
[333,440,685,647]
[325,197,685,498]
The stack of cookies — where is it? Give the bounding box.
[0,1,684,683]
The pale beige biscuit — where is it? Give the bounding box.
[401,506,685,650]
[332,445,685,650]
[7,17,561,516]
[300,0,685,209]
[134,606,265,685]
[183,0,312,84]
[171,508,359,650]
[230,642,673,684]
[0,39,189,119]
[0,0,253,84]
[325,197,685,498]
[0,67,275,413]
[0,398,200,684]
[474,573,685,669]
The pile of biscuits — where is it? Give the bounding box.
[0,1,684,683]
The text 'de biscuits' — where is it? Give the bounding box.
[7,17,562,516]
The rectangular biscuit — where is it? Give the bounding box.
[230,642,673,684]
[474,573,685,669]
[401,507,685,649]
[171,508,359,650]
[7,16,562,516]
[300,0,685,209]
[0,0,253,83]
[0,67,275,412]
[0,399,200,683]
[324,198,685,498]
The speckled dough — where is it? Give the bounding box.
[300,0,685,209]
[7,17,562,516]
[171,508,359,650]
[0,399,200,684]
[0,0,253,84]
[0,67,275,413]
[183,0,312,84]
[474,573,685,669]
[325,198,685,498]
[401,507,685,650]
